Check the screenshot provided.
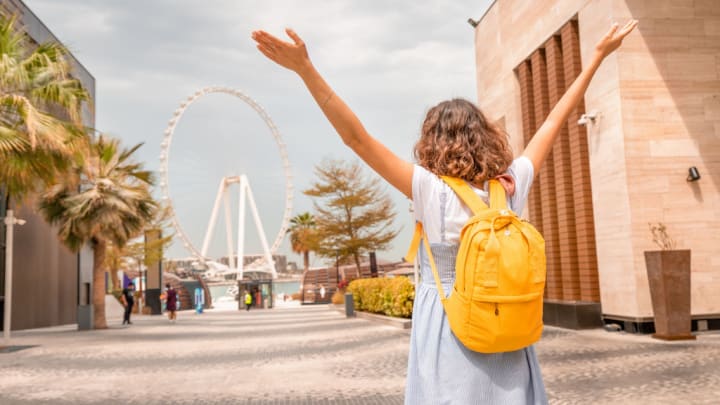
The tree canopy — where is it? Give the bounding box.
[287,212,316,270]
[304,159,399,271]
[0,15,90,200]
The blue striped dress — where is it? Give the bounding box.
[405,157,548,404]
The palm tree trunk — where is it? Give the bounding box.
[92,239,108,329]
[303,250,310,270]
[109,266,120,292]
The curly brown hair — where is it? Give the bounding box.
[414,98,513,186]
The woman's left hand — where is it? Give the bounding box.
[252,28,312,74]
[594,20,638,58]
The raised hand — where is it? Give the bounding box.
[595,20,638,58]
[251,28,311,73]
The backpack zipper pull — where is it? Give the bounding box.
[494,303,499,316]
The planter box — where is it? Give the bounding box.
[644,250,695,341]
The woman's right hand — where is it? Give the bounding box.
[252,28,312,74]
[252,26,414,198]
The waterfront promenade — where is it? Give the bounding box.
[1,305,719,404]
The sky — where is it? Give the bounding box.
[26,0,494,267]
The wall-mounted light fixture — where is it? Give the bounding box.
[687,166,701,182]
[577,110,599,126]
[467,18,479,28]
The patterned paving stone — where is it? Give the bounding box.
[1,305,718,404]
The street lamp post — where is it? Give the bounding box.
[3,209,26,343]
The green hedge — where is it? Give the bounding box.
[347,277,415,318]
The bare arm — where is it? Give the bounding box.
[523,20,638,175]
[252,29,413,198]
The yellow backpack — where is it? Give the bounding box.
[406,177,546,353]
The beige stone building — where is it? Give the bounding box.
[473,0,719,331]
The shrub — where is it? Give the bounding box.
[291,292,302,301]
[331,290,345,305]
[347,277,414,318]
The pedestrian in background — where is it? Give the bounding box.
[165,283,178,323]
[121,282,136,325]
[244,290,253,311]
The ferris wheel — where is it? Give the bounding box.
[159,86,293,278]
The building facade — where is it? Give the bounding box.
[473,0,719,330]
[0,0,96,330]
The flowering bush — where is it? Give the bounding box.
[347,277,414,318]
[331,290,345,305]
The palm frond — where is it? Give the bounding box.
[30,79,90,124]
[0,15,22,62]
[0,126,29,153]
[38,133,159,251]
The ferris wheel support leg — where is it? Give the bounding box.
[237,177,247,282]
[223,191,235,271]
[201,178,227,259]
[242,175,277,279]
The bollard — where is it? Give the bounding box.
[344,293,355,317]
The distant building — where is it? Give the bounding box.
[218,254,288,276]
[0,0,96,330]
[166,257,198,273]
[472,0,718,331]
[285,261,300,274]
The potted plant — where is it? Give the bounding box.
[644,223,695,340]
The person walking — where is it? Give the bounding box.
[244,290,252,311]
[252,20,637,404]
[121,281,136,325]
[165,283,178,323]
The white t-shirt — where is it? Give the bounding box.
[411,156,535,244]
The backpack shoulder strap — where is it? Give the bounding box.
[405,222,448,303]
[488,179,508,210]
[440,176,488,215]
[405,222,424,264]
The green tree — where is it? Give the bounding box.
[304,159,399,272]
[0,15,89,201]
[287,212,316,271]
[39,135,157,329]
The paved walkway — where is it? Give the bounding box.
[1,305,719,404]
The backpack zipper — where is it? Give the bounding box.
[494,303,499,316]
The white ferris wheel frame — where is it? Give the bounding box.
[159,86,293,277]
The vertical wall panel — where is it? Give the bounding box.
[561,20,600,302]
[517,61,543,233]
[545,35,581,301]
[530,49,564,300]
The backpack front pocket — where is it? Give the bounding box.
[468,292,543,352]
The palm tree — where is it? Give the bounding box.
[0,15,90,201]
[287,212,316,271]
[39,135,157,329]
